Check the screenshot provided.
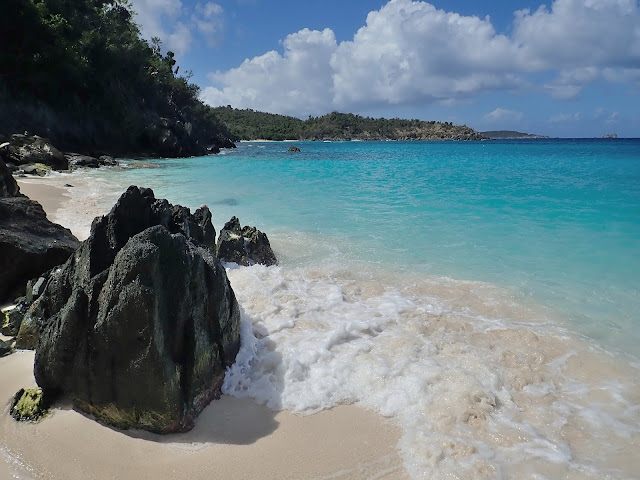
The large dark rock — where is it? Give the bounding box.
[0,134,69,170]
[0,193,80,303]
[216,216,277,266]
[0,157,20,197]
[29,187,240,433]
[66,153,100,169]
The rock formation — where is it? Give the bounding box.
[0,158,80,302]
[0,134,69,170]
[28,186,240,433]
[216,216,277,266]
[287,145,301,152]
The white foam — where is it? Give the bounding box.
[222,264,640,479]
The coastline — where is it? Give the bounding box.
[8,159,640,478]
[5,172,408,480]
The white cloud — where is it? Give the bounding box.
[129,0,225,55]
[202,28,337,116]
[484,108,524,122]
[201,0,640,115]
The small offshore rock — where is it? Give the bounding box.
[98,155,117,166]
[10,388,49,422]
[217,216,277,266]
[287,145,301,152]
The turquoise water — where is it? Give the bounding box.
[109,139,640,356]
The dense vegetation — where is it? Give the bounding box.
[212,107,486,141]
[0,0,234,156]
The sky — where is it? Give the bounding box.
[129,0,640,137]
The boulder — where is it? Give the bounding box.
[0,157,20,197]
[66,153,100,169]
[0,134,68,170]
[2,300,30,336]
[29,186,240,433]
[0,193,80,303]
[0,339,12,357]
[287,145,301,152]
[98,155,117,166]
[21,163,52,176]
[216,216,277,266]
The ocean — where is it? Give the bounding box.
[52,139,640,479]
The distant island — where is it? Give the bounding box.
[602,134,618,139]
[212,107,487,142]
[480,130,549,139]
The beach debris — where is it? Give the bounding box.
[217,216,278,266]
[287,145,301,152]
[10,388,49,422]
[30,186,240,433]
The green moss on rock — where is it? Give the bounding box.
[10,388,49,422]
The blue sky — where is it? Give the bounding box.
[130,0,640,137]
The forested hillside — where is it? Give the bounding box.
[212,107,486,141]
[0,0,235,157]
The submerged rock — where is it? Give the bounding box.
[287,145,301,152]
[216,216,277,266]
[10,388,49,421]
[30,186,240,433]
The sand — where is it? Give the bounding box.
[2,175,408,480]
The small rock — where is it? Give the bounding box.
[2,301,29,336]
[64,183,74,188]
[287,145,301,152]
[0,339,12,357]
[66,154,100,169]
[98,155,117,166]
[10,388,49,422]
[217,216,277,266]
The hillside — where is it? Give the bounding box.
[0,0,235,157]
[481,130,549,139]
[212,108,486,141]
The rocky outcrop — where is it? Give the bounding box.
[287,145,301,152]
[0,134,69,170]
[0,160,80,302]
[65,153,119,169]
[29,186,240,433]
[216,216,277,266]
[2,300,30,336]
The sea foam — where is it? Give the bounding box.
[222,263,640,479]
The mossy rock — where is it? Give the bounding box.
[22,163,52,176]
[10,388,49,422]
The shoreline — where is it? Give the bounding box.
[5,173,408,480]
[9,168,640,478]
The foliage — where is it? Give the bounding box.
[212,108,486,141]
[0,0,233,155]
